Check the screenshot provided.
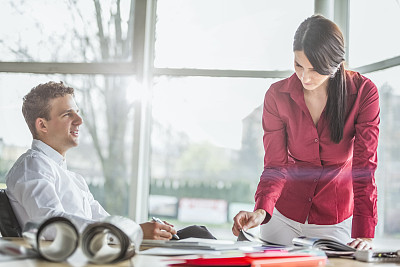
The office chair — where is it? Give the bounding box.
[0,189,22,237]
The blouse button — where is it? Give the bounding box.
[314,179,318,182]
[314,138,319,143]
[308,197,312,202]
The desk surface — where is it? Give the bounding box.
[1,256,400,267]
[1,238,399,267]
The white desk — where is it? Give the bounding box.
[1,238,399,267]
[1,255,400,267]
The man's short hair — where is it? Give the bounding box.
[22,81,75,138]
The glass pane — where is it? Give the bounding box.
[349,0,400,68]
[155,0,314,70]
[0,73,138,217]
[0,1,133,62]
[150,76,279,239]
[366,66,400,240]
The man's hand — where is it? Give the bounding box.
[140,221,177,240]
[232,209,267,236]
[347,238,373,250]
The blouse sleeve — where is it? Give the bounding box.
[254,88,288,223]
[351,79,380,238]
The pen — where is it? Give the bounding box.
[152,217,180,240]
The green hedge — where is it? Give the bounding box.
[150,179,255,203]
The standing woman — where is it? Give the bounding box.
[232,15,379,250]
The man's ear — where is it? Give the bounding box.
[35,118,48,136]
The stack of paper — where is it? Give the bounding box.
[140,238,269,256]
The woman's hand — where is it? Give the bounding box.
[140,221,177,240]
[232,209,267,236]
[347,238,373,250]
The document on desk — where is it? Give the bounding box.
[139,247,223,256]
[0,239,38,262]
[140,238,265,256]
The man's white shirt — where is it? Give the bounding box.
[6,139,109,232]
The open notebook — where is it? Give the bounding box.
[292,236,356,257]
[239,230,356,257]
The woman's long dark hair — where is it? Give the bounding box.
[293,15,346,144]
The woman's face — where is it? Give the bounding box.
[294,50,330,92]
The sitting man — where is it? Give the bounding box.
[6,81,176,240]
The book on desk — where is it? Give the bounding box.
[292,236,356,257]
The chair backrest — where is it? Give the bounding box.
[0,189,22,237]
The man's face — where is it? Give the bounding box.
[42,94,83,156]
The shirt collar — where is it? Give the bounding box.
[278,73,301,93]
[278,73,304,104]
[346,70,361,95]
[31,139,66,168]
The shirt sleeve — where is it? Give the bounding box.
[10,156,98,233]
[254,89,288,223]
[351,79,380,238]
